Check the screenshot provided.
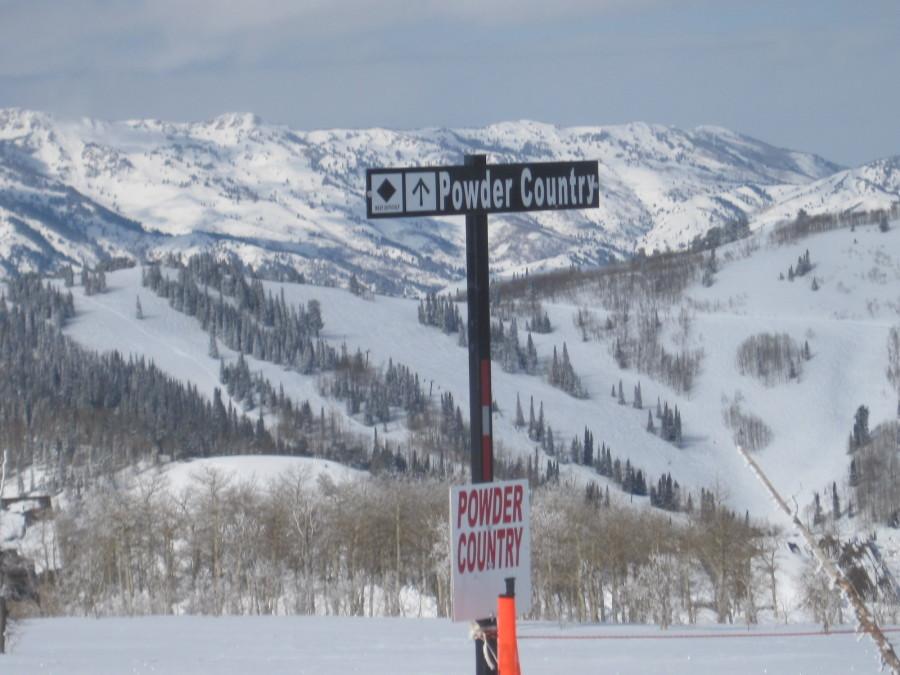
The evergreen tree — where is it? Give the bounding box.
[514,394,525,430]
[851,404,870,450]
[536,402,545,442]
[525,333,537,372]
[135,296,143,320]
[583,427,594,466]
[813,492,824,526]
[208,328,219,359]
[307,299,323,337]
[849,458,859,487]
[674,407,683,444]
[570,436,582,464]
[528,396,536,438]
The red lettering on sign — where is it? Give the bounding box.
[457,491,468,529]
[492,486,503,524]
[477,531,487,571]
[455,525,527,575]
[487,528,496,570]
[513,484,523,522]
[478,490,492,527]
[513,527,523,566]
[503,485,513,523]
[467,490,477,528]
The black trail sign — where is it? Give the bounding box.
[366,160,599,218]
[365,155,600,675]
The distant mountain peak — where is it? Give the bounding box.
[208,112,262,130]
[0,110,892,293]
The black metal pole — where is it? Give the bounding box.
[465,153,493,484]
[464,153,496,674]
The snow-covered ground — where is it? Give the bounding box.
[155,455,362,494]
[0,616,892,674]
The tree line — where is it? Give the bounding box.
[769,205,900,246]
[29,472,779,627]
[0,277,267,494]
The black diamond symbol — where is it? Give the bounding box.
[376,178,397,203]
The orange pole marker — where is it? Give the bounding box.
[497,578,521,675]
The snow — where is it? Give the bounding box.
[56,221,900,526]
[60,267,375,438]
[0,107,853,288]
[150,455,363,494]
[0,616,890,674]
[687,223,900,517]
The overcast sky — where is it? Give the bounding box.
[1,0,897,166]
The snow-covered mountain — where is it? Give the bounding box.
[751,156,900,232]
[0,157,164,276]
[1,107,873,291]
[54,220,900,521]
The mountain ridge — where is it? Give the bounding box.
[2,107,894,294]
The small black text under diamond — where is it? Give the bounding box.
[376,178,397,203]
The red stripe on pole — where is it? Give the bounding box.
[480,358,492,481]
[480,359,491,405]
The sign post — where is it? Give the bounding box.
[367,155,600,673]
[464,153,494,675]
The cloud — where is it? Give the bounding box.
[0,0,662,77]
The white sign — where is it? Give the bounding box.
[404,171,437,212]
[370,173,403,215]
[449,478,531,622]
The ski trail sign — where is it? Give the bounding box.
[366,154,597,674]
[366,160,599,218]
[450,479,531,621]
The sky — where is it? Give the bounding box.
[0,0,897,167]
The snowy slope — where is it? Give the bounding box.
[54,220,898,524]
[61,266,380,441]
[0,159,163,276]
[57,263,767,513]
[750,157,900,232]
[145,455,362,495]
[0,108,849,290]
[686,223,900,515]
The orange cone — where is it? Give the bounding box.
[497,578,521,675]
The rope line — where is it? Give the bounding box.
[519,627,900,641]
